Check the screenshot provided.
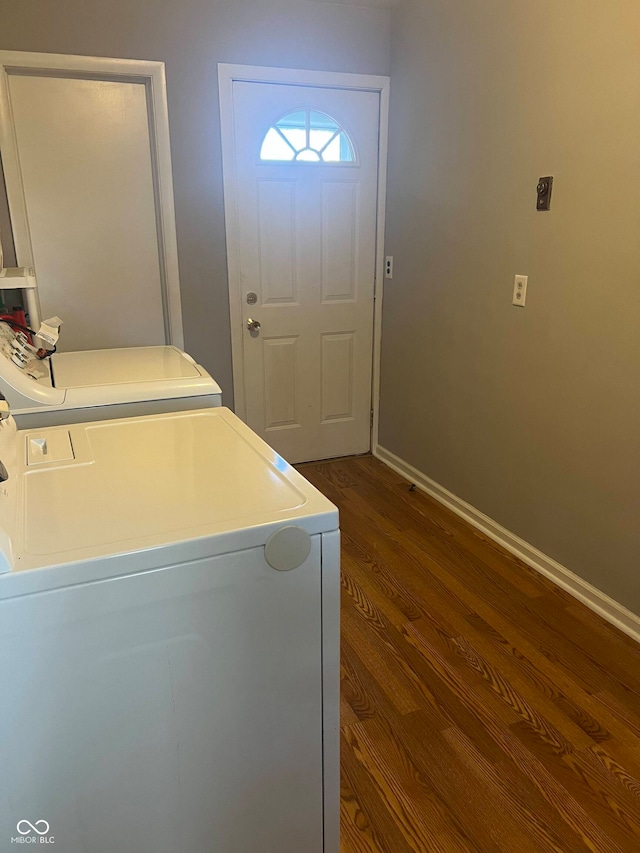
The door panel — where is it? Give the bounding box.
[0,54,183,353]
[227,80,380,463]
[264,336,299,429]
[7,74,166,351]
[321,332,355,422]
[321,182,358,302]
[258,180,298,304]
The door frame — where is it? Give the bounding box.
[218,63,390,451]
[0,50,184,347]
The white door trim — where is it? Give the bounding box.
[0,50,184,347]
[218,63,390,446]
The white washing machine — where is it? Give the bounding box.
[0,407,339,852]
[0,323,222,428]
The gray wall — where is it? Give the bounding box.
[0,0,391,403]
[381,0,640,615]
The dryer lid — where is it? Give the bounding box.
[51,346,202,388]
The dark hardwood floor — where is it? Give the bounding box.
[297,454,640,853]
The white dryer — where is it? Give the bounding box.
[0,323,222,428]
[0,407,339,852]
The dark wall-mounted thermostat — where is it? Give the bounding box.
[536,176,553,211]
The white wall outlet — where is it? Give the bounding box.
[512,274,528,307]
[385,256,394,279]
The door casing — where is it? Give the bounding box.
[218,63,390,452]
[0,50,184,348]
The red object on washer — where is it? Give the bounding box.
[0,307,32,344]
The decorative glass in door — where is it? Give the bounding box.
[260,109,355,163]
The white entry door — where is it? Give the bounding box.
[221,71,383,464]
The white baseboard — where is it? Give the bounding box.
[374,444,640,645]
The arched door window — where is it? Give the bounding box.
[259,109,355,163]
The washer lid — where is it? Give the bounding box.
[51,346,202,388]
[2,408,338,595]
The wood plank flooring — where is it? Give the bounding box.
[297,454,640,853]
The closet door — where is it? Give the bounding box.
[0,52,183,352]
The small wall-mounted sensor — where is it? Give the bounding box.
[536,176,553,211]
[385,256,394,279]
